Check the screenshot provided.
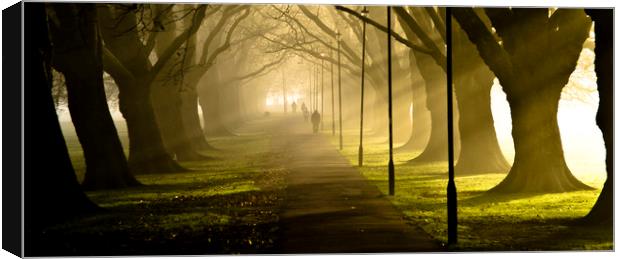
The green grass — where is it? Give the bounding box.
[36,121,287,255]
[331,133,612,251]
[45,120,612,253]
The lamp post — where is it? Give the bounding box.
[315,59,319,111]
[313,61,317,111]
[445,7,457,246]
[358,7,368,167]
[309,66,312,112]
[337,31,343,150]
[330,44,335,136]
[321,53,325,131]
[312,63,315,111]
[282,43,288,114]
[387,6,395,196]
[312,63,317,112]
[282,69,287,114]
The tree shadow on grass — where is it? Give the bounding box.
[456,171,508,178]
[102,173,250,190]
[514,218,613,251]
[405,171,507,182]
[460,191,541,207]
[27,187,284,256]
[412,173,448,181]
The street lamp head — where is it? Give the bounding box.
[361,7,369,17]
[335,31,341,41]
[320,53,326,57]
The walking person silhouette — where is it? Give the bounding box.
[311,110,321,134]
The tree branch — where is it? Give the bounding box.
[337,8,362,40]
[203,8,251,71]
[199,6,243,65]
[298,5,337,37]
[298,6,363,65]
[271,5,358,66]
[146,5,206,86]
[392,7,445,58]
[102,45,135,86]
[335,5,433,55]
[453,8,513,83]
[229,54,287,83]
[424,7,446,42]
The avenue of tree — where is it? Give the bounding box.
[25,3,612,239]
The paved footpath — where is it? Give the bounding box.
[269,115,442,253]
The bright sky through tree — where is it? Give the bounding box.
[491,46,605,187]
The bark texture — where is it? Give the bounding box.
[454,8,593,192]
[396,51,431,152]
[98,4,186,174]
[149,9,207,162]
[453,18,510,175]
[49,4,140,189]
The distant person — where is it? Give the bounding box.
[301,102,309,122]
[301,102,307,113]
[291,101,297,113]
[311,110,321,133]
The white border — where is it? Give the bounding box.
[0,1,618,259]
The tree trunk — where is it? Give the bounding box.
[25,4,99,242]
[200,70,235,136]
[229,85,243,128]
[453,8,592,193]
[98,4,186,175]
[204,91,235,136]
[393,8,463,164]
[452,18,509,175]
[116,78,187,174]
[583,9,612,225]
[180,87,214,150]
[176,11,215,152]
[152,81,207,161]
[407,52,449,164]
[454,70,509,175]
[393,87,411,144]
[396,96,430,151]
[149,16,208,162]
[220,83,242,129]
[48,4,140,190]
[490,86,592,193]
[369,88,389,138]
[396,51,431,151]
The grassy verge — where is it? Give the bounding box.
[332,134,612,251]
[35,122,286,255]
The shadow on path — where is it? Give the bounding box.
[270,116,443,253]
